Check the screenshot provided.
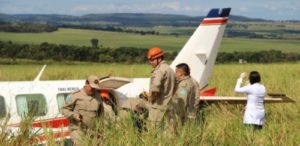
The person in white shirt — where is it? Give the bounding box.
[234,71,265,130]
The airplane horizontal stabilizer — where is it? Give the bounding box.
[198,93,295,104]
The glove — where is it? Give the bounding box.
[239,72,247,79]
[139,91,149,101]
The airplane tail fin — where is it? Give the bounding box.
[171,8,231,89]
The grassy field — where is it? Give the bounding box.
[126,22,300,39]
[229,22,300,37]
[0,63,299,145]
[1,28,300,53]
[0,28,186,51]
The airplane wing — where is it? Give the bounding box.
[198,93,295,104]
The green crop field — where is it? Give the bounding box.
[221,38,300,53]
[1,28,300,53]
[0,63,299,145]
[0,28,186,51]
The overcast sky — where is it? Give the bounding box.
[0,0,299,20]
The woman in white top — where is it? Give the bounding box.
[234,71,266,130]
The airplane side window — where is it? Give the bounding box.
[57,93,69,113]
[16,94,47,117]
[0,96,6,118]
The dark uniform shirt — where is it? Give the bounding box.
[173,76,197,120]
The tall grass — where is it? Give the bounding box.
[0,63,299,145]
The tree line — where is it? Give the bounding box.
[0,21,58,33]
[0,41,299,63]
[217,50,300,63]
[61,25,160,36]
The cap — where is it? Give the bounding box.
[87,75,100,89]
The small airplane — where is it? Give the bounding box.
[0,8,294,143]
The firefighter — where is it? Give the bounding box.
[173,63,197,124]
[146,47,176,125]
[61,75,104,146]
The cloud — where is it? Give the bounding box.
[262,3,300,12]
[160,1,180,11]
[71,4,127,14]
[72,5,91,12]
[70,1,207,14]
[238,7,248,12]
[263,5,278,11]
[0,5,35,14]
[1,0,299,20]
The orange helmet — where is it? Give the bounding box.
[99,89,110,101]
[147,47,164,60]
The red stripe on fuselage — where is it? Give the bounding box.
[201,18,228,25]
[10,117,70,128]
[31,117,69,128]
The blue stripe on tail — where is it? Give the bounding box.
[206,8,231,18]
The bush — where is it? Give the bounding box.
[0,41,299,63]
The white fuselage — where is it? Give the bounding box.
[0,78,150,125]
[0,78,150,143]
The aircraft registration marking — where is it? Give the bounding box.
[58,87,79,92]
